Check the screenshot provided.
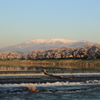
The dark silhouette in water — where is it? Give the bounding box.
[42,69,72,80]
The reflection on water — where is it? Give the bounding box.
[0,65,37,71]
[0,65,100,74]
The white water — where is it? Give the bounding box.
[0,80,100,87]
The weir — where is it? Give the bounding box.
[0,69,100,75]
[0,73,100,84]
[0,69,100,84]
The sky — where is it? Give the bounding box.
[0,0,100,48]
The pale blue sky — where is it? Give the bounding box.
[0,0,100,48]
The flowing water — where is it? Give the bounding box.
[0,65,100,100]
[0,82,100,100]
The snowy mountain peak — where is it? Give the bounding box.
[0,39,95,53]
[78,40,89,43]
[24,39,47,44]
[46,39,77,43]
[24,39,77,44]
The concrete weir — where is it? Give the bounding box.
[0,73,100,84]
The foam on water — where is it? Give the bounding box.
[0,80,100,87]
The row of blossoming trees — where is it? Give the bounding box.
[0,44,100,60]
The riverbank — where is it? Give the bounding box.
[0,59,100,70]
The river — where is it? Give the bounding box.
[0,82,100,100]
[0,65,100,100]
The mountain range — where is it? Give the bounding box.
[0,39,96,53]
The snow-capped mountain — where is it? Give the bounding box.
[15,39,77,49]
[0,39,95,53]
[23,39,77,44]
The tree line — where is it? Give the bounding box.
[0,44,100,60]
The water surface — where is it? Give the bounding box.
[0,82,100,100]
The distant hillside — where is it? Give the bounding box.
[0,39,95,53]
